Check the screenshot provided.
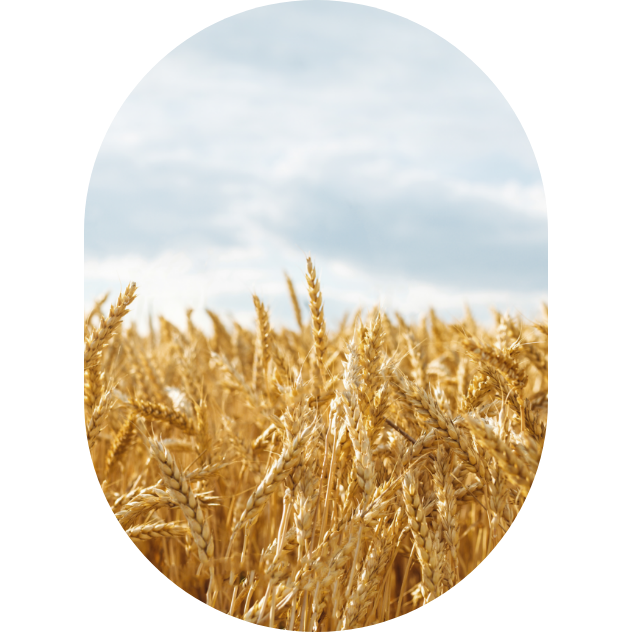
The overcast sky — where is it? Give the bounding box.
[84,0,547,331]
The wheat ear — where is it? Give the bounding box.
[285,272,303,330]
[306,257,327,385]
[84,282,137,370]
[137,420,214,567]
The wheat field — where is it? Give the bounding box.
[84,257,547,630]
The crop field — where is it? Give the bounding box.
[84,257,547,630]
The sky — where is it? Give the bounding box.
[84,0,547,332]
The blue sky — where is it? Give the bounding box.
[84,0,547,330]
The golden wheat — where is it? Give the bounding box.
[85,257,547,630]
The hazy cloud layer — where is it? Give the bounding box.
[85,1,547,327]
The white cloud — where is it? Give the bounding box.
[85,2,547,323]
[450,179,547,217]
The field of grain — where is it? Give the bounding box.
[84,257,547,630]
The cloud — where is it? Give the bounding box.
[85,1,547,319]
